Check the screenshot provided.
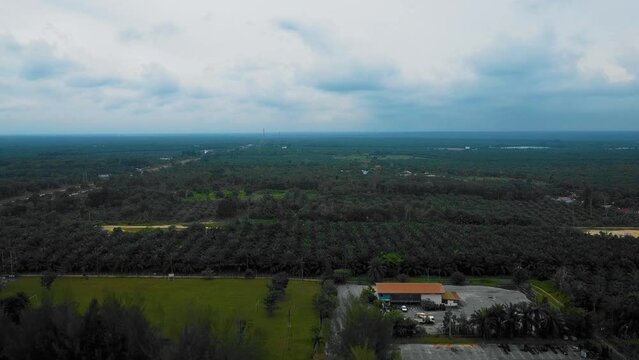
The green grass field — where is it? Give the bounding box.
[2,277,320,360]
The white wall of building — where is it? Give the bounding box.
[420,294,442,303]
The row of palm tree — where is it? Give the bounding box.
[467,302,564,339]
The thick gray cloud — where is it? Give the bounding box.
[0,0,638,133]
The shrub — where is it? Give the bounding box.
[450,271,466,286]
[360,286,377,305]
[244,268,256,279]
[333,269,352,284]
[421,299,444,311]
[397,274,409,282]
[201,268,215,279]
[40,271,58,289]
[512,266,530,285]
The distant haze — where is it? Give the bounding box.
[1,0,639,134]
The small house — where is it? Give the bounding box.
[442,291,461,307]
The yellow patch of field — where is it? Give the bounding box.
[102,221,227,233]
[582,227,639,238]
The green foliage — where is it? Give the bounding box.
[335,296,393,360]
[350,343,376,360]
[367,257,386,282]
[40,271,58,289]
[264,272,289,316]
[359,286,377,305]
[333,268,352,284]
[512,266,530,285]
[392,316,420,338]
[263,290,280,316]
[201,268,215,279]
[1,277,319,360]
[313,280,338,320]
[0,296,261,360]
[244,268,256,279]
[382,252,402,267]
[449,271,466,286]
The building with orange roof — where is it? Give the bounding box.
[375,282,445,304]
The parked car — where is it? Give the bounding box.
[416,312,435,324]
[400,305,408,312]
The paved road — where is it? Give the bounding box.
[401,344,582,360]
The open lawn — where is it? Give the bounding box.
[2,277,320,360]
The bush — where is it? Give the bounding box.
[244,268,256,279]
[333,268,352,284]
[40,271,58,289]
[216,198,238,218]
[360,286,377,305]
[314,280,338,319]
[397,274,409,282]
[450,271,466,285]
[271,272,289,291]
[201,268,215,279]
[421,299,445,311]
[512,266,530,285]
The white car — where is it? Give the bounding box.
[400,305,408,312]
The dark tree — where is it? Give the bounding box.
[40,271,58,290]
[450,271,466,286]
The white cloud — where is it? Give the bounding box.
[0,0,638,133]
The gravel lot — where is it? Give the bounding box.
[423,285,530,334]
[400,344,582,360]
[336,284,529,335]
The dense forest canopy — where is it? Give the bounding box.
[2,133,639,344]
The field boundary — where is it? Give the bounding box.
[12,273,322,282]
[530,283,565,309]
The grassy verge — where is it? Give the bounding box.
[2,277,319,360]
[529,279,569,309]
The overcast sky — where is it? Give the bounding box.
[1,0,638,134]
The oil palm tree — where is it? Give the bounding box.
[471,308,491,339]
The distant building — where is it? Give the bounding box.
[375,282,445,304]
[442,291,461,307]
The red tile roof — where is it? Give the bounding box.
[375,282,445,294]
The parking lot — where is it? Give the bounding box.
[400,344,583,360]
[417,285,529,334]
[337,284,529,335]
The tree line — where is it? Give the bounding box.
[0,293,260,360]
